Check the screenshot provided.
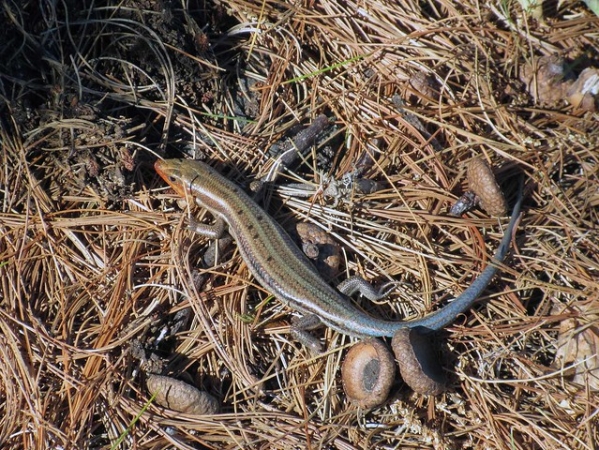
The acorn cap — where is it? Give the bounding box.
[467,157,508,216]
[391,329,446,395]
[341,339,396,409]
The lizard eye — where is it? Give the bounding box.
[168,176,177,183]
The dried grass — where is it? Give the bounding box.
[1,0,598,449]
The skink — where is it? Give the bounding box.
[155,158,523,337]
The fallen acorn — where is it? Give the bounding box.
[146,374,220,415]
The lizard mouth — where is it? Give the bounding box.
[155,160,188,198]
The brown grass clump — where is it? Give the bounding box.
[1,0,598,449]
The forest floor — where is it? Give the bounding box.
[1,1,598,449]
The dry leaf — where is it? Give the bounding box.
[566,67,599,112]
[554,304,599,391]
